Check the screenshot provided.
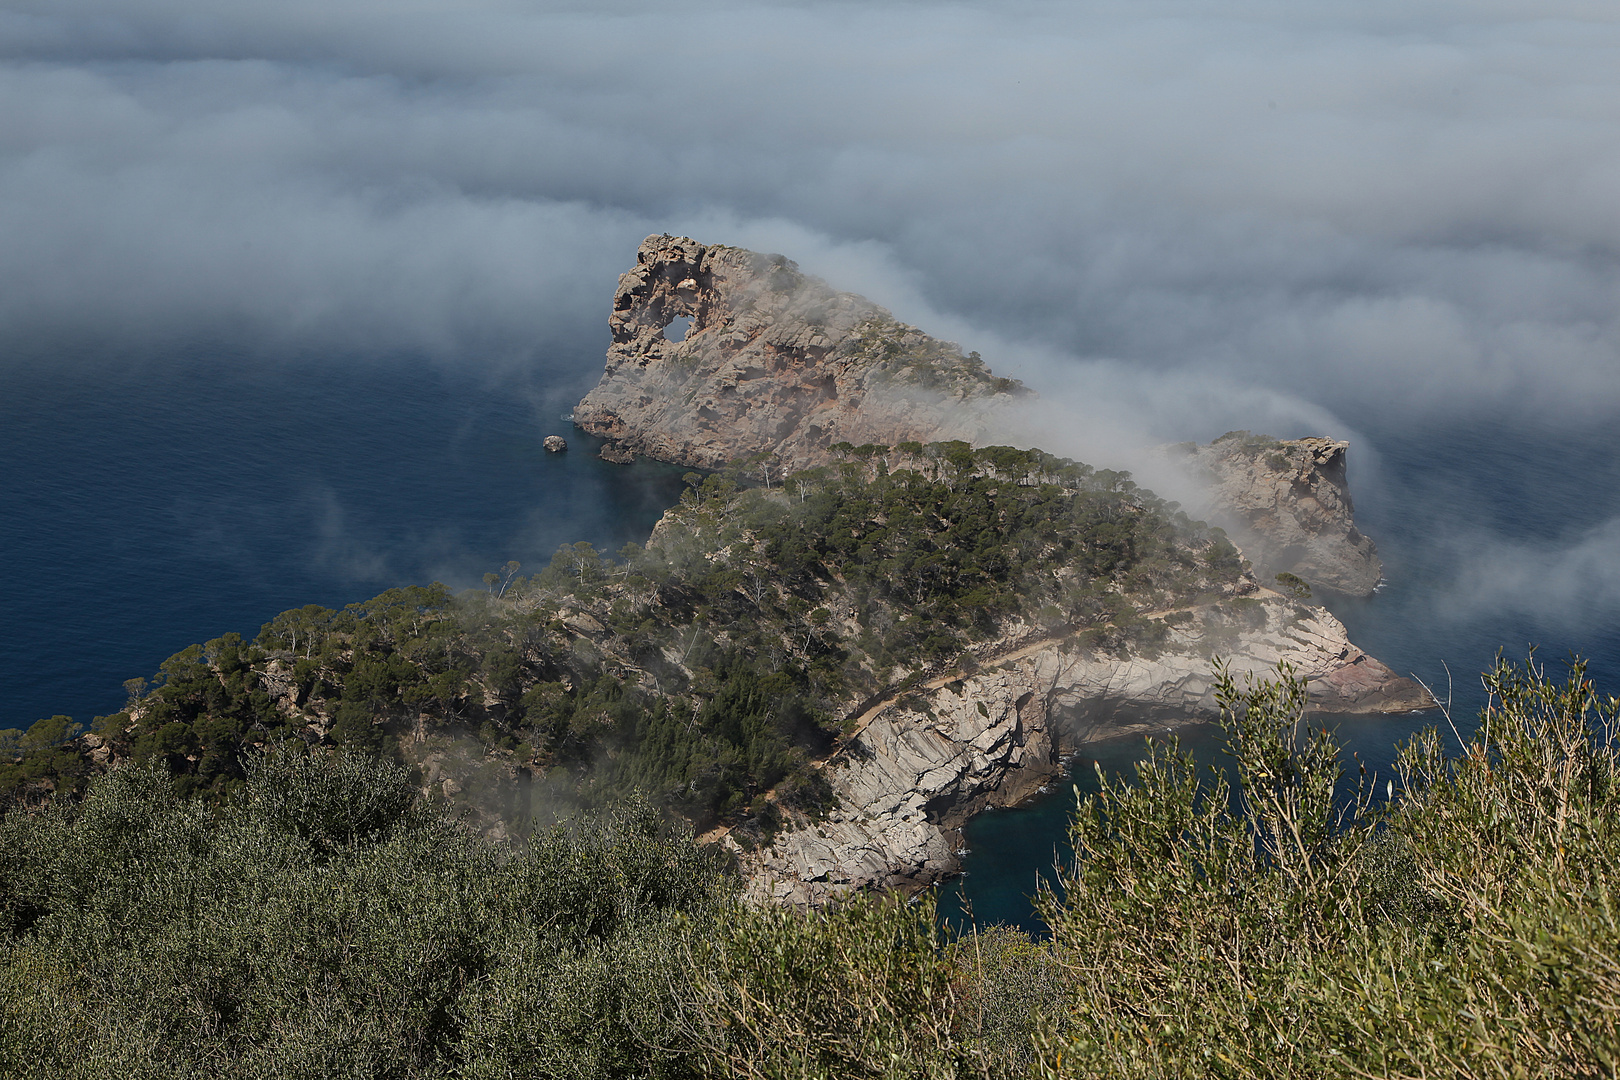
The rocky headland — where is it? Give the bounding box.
[579,235,1381,600]
[571,235,1424,903]
[1166,432,1383,597]
[573,234,1024,471]
[42,236,1428,916]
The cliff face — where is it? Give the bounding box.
[745,593,1429,905]
[573,235,1024,469]
[1169,432,1383,598]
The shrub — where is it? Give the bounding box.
[0,757,732,1079]
[1031,656,1620,1077]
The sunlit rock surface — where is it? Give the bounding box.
[744,594,1430,905]
[573,234,1025,469]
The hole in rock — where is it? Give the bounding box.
[664,316,692,342]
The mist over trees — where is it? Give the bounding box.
[1,442,1249,846]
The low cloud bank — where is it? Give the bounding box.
[1441,517,1620,633]
[5,1,1619,629]
[3,0,1618,430]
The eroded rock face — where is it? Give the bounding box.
[745,594,1430,905]
[573,235,1025,469]
[1169,433,1383,597]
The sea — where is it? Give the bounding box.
[4,346,1617,933]
[0,348,691,732]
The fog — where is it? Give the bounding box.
[5,0,1619,628]
[5,1,1618,415]
[1442,516,1620,632]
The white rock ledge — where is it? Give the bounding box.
[742,594,1431,906]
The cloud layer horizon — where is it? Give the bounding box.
[6,0,1619,625]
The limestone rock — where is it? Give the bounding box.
[745,594,1430,906]
[543,435,567,453]
[574,234,1026,470]
[77,732,112,766]
[1169,432,1383,597]
[577,239,1385,602]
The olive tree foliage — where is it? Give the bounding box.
[677,894,963,1080]
[0,749,733,1080]
[239,746,418,856]
[1033,656,1620,1079]
[672,890,1084,1080]
[4,658,1618,1079]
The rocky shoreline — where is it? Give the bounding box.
[738,593,1429,905]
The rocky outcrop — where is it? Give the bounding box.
[543,435,567,453]
[745,593,1430,905]
[573,235,1025,469]
[563,237,1418,906]
[77,732,112,767]
[1167,432,1382,597]
[579,239,1383,601]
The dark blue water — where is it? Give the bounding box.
[0,348,690,732]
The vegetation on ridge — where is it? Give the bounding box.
[0,442,1250,843]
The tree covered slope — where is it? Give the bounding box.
[3,442,1249,841]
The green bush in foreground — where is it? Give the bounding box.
[0,750,729,1080]
[1036,655,1620,1078]
[0,657,1615,1078]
